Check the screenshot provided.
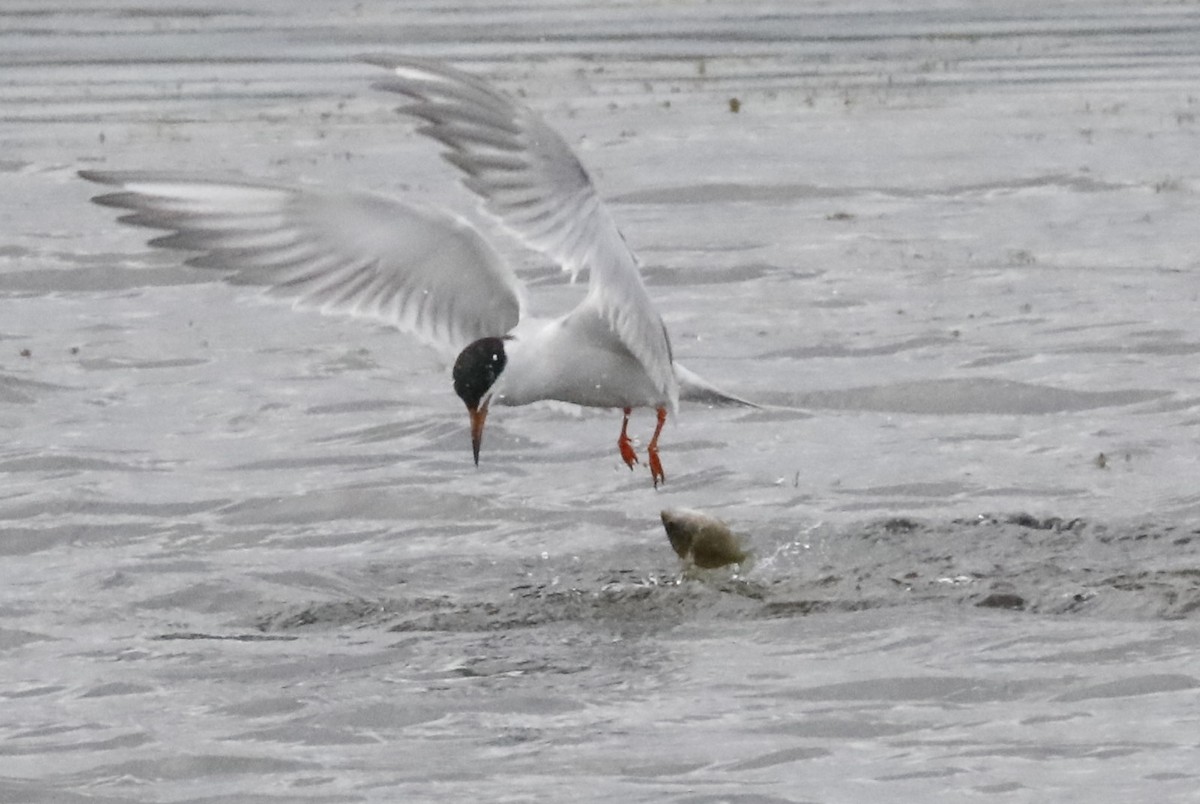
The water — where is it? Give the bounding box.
[3,1,1200,801]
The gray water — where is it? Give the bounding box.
[3,2,1200,801]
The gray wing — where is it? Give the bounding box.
[79,170,522,356]
[364,55,678,410]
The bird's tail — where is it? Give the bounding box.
[675,362,759,408]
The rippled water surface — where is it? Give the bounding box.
[3,1,1200,801]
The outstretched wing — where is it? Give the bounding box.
[364,56,678,409]
[79,170,523,356]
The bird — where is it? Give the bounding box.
[79,56,752,486]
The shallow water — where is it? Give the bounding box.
[3,1,1200,801]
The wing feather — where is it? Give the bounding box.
[79,170,522,357]
[363,55,678,409]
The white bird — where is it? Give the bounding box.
[80,56,751,487]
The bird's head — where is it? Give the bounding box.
[452,336,508,466]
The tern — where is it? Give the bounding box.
[80,56,751,486]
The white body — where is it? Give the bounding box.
[494,314,668,409]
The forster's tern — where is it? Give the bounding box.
[80,56,751,486]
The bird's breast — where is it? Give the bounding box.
[493,316,666,409]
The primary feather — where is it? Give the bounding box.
[79,170,523,356]
[363,55,678,410]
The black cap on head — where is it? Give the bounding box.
[452,336,507,411]
[453,337,507,466]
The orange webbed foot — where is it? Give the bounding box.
[648,406,668,488]
[618,407,638,470]
[648,445,665,488]
[618,434,639,470]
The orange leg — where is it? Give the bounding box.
[617,407,638,470]
[647,406,668,488]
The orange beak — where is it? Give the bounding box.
[468,399,489,466]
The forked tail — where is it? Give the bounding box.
[675,363,759,408]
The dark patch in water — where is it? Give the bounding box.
[153,632,298,642]
[256,516,1200,635]
[977,592,1027,610]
